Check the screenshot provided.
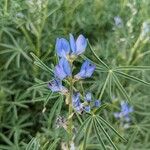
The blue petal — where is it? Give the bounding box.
[54,58,71,80]
[56,38,70,58]
[76,35,87,55]
[75,60,95,79]
[61,58,72,77]
[80,60,89,71]
[94,100,101,107]
[54,64,67,80]
[69,34,76,53]
[72,92,80,105]
[48,79,65,92]
[84,105,91,112]
[85,64,96,78]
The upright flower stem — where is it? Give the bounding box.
[67,62,74,148]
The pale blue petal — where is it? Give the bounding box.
[76,35,87,55]
[56,38,70,58]
[69,33,76,53]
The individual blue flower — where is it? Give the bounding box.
[56,38,70,58]
[114,101,133,122]
[84,92,92,102]
[54,58,71,80]
[75,60,96,79]
[72,92,83,113]
[48,79,68,93]
[69,34,87,56]
[84,105,91,113]
[94,100,101,108]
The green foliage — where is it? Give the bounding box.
[0,0,150,149]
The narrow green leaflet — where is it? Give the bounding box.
[30,52,53,74]
[98,73,110,100]
[112,72,131,103]
[83,118,93,150]
[25,138,40,150]
[47,138,60,150]
[95,118,118,150]
[114,66,150,71]
[87,40,109,69]
[74,117,91,142]
[98,116,127,142]
[93,118,107,150]
[115,71,150,86]
[125,129,138,150]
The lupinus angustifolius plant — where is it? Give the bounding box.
[47,34,127,149]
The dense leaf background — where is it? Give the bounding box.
[0,0,150,149]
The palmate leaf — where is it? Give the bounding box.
[30,52,53,75]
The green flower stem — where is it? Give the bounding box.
[67,62,74,148]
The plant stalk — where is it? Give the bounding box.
[67,62,74,149]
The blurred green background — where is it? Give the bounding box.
[0,0,150,149]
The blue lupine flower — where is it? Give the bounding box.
[84,105,91,113]
[114,101,133,122]
[75,60,95,79]
[72,92,83,113]
[94,100,101,107]
[48,79,68,93]
[69,34,87,56]
[114,16,123,28]
[54,58,71,80]
[84,92,92,102]
[56,38,70,58]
